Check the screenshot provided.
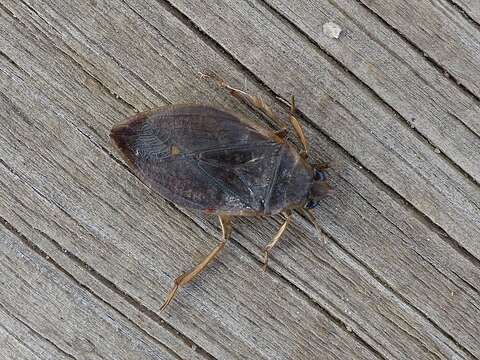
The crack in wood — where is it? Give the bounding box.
[355,0,480,114]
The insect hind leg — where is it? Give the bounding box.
[159,215,232,311]
[201,73,309,157]
[200,72,287,135]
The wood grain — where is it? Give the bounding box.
[451,0,480,23]
[0,307,72,360]
[0,225,188,360]
[264,0,480,181]
[0,0,479,359]
[358,0,480,98]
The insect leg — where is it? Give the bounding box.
[201,73,310,155]
[200,72,287,135]
[159,215,232,311]
[278,95,309,158]
[261,210,292,271]
[299,208,322,238]
[312,162,330,170]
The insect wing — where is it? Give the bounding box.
[111,105,282,212]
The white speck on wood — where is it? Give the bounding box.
[323,22,342,38]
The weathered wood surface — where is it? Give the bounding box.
[359,0,480,99]
[452,0,480,24]
[0,1,479,359]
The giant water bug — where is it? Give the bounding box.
[111,75,332,310]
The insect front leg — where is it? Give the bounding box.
[261,210,292,271]
[159,215,232,311]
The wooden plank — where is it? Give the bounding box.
[0,225,187,360]
[263,0,480,182]
[357,0,480,98]
[0,0,479,359]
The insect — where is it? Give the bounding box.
[110,75,332,311]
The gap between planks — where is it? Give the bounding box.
[354,0,480,99]
[353,0,480,112]
[445,0,480,32]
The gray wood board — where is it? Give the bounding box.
[358,0,480,98]
[0,0,479,359]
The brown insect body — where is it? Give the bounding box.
[111,79,331,311]
[111,105,319,216]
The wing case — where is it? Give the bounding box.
[111,105,311,214]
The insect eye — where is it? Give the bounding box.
[314,169,326,181]
[305,200,317,209]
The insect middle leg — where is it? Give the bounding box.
[160,215,232,311]
[261,210,292,271]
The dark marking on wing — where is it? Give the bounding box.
[263,145,287,214]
